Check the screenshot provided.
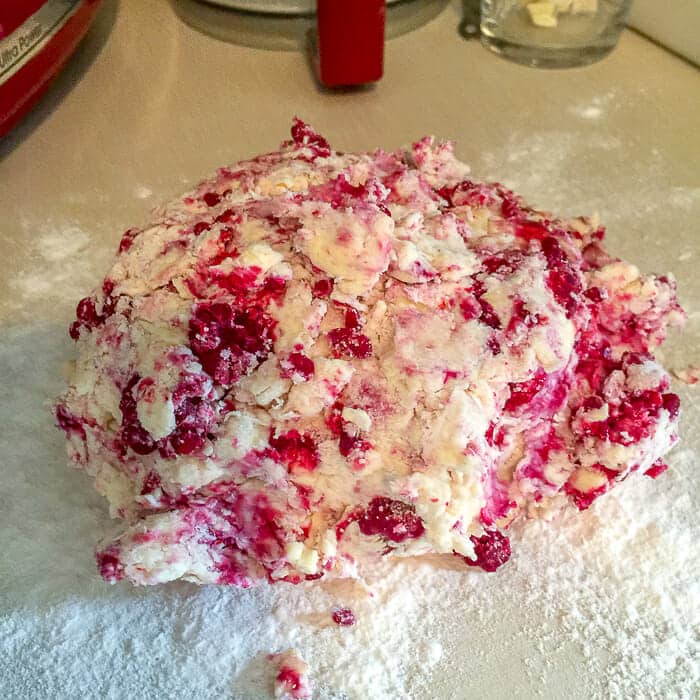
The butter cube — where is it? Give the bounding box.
[570,467,609,493]
[527,2,558,27]
[571,0,598,13]
[285,541,320,575]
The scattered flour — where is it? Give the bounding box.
[0,316,698,699]
[578,105,603,120]
[567,91,617,121]
[134,185,153,200]
[476,130,700,240]
[2,219,113,320]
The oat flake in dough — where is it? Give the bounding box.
[55,120,685,587]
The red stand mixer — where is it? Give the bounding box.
[0,0,102,137]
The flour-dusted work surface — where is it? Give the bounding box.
[0,1,699,699]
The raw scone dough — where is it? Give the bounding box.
[55,120,685,586]
[270,649,312,700]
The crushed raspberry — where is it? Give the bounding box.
[212,266,260,295]
[206,232,239,268]
[118,227,140,253]
[478,299,501,330]
[326,401,345,437]
[468,279,502,329]
[55,404,87,440]
[258,276,288,306]
[338,429,371,458]
[593,462,620,480]
[215,207,239,225]
[158,381,218,458]
[96,546,124,582]
[332,608,356,626]
[514,219,549,241]
[269,430,320,472]
[482,250,525,275]
[486,336,501,355]
[140,471,162,496]
[459,296,480,322]
[192,257,287,305]
[121,422,156,455]
[578,390,667,446]
[644,459,669,479]
[499,189,522,219]
[485,422,506,448]
[309,173,388,211]
[458,529,511,572]
[480,490,517,525]
[584,286,605,303]
[276,667,309,699]
[326,402,372,458]
[170,427,206,455]
[507,298,542,335]
[622,352,650,367]
[564,482,608,511]
[574,334,617,392]
[119,376,156,455]
[69,290,117,340]
[504,368,547,412]
[294,483,314,511]
[335,509,362,541]
[121,374,212,462]
[662,392,680,419]
[443,370,459,384]
[327,328,373,359]
[541,237,582,318]
[211,492,287,562]
[192,221,211,235]
[563,463,619,510]
[358,497,425,542]
[541,236,568,266]
[312,278,333,297]
[437,179,498,209]
[343,306,362,329]
[290,117,331,159]
[189,302,275,385]
[582,395,605,411]
[280,352,315,381]
[202,191,223,207]
[547,268,582,317]
[216,552,255,588]
[518,427,564,483]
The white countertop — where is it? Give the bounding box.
[1,2,698,698]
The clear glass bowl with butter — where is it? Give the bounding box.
[480,0,633,67]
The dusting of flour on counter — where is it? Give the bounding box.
[2,219,113,321]
[478,128,700,234]
[567,91,617,121]
[1,307,697,699]
[2,123,698,699]
[134,185,153,200]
